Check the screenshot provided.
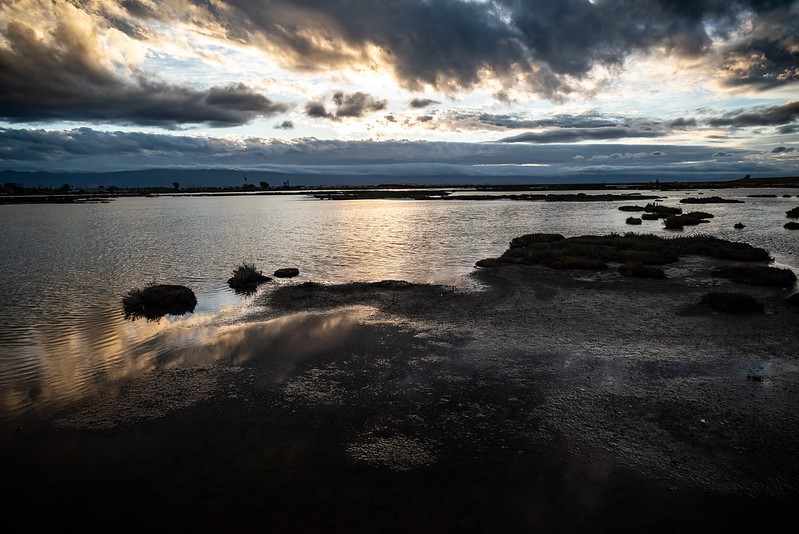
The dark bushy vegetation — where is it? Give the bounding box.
[663,215,705,229]
[785,222,799,230]
[644,203,682,215]
[618,263,666,279]
[228,263,271,294]
[685,211,714,219]
[700,292,764,313]
[618,205,645,212]
[274,267,300,278]
[734,223,746,229]
[680,196,744,204]
[641,213,660,221]
[786,207,799,218]
[509,233,565,249]
[712,265,797,287]
[123,284,197,320]
[477,233,770,271]
[626,217,642,225]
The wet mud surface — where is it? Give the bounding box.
[2,258,798,532]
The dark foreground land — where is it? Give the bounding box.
[2,242,798,532]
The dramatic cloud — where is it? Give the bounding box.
[0,2,289,127]
[304,92,386,120]
[151,0,798,98]
[716,10,799,89]
[274,121,294,130]
[707,101,799,127]
[409,99,440,109]
[771,146,796,153]
[498,127,665,144]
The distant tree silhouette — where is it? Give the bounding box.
[57,183,71,192]
[172,182,180,190]
[260,181,270,190]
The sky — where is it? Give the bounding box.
[0,0,797,185]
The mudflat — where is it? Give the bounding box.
[2,254,797,532]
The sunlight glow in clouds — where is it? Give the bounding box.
[0,0,796,182]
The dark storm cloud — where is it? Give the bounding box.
[667,117,698,129]
[409,98,440,109]
[332,91,386,117]
[275,120,294,130]
[778,125,799,134]
[498,127,665,144]
[181,0,797,97]
[771,146,796,153]
[707,101,799,127]
[0,17,289,127]
[304,92,386,120]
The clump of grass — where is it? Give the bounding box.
[680,196,744,204]
[618,263,666,279]
[625,217,642,225]
[509,233,565,249]
[641,213,660,221]
[700,292,764,313]
[644,203,682,215]
[786,207,799,219]
[618,205,645,212]
[685,211,714,219]
[122,284,197,320]
[663,215,704,229]
[476,232,771,271]
[734,222,746,229]
[785,222,799,230]
[712,265,797,287]
[228,262,271,293]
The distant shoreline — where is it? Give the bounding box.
[2,175,798,204]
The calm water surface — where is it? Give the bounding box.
[1,189,797,424]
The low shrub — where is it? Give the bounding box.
[700,292,764,313]
[680,196,744,204]
[734,223,746,229]
[618,205,645,212]
[641,213,660,221]
[626,217,642,225]
[644,203,682,215]
[712,265,797,287]
[228,262,271,293]
[122,284,197,319]
[618,263,666,279]
[685,211,714,219]
[787,207,799,219]
[663,215,703,229]
[476,233,770,271]
[785,222,799,230]
[509,233,565,249]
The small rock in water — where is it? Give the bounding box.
[734,223,746,229]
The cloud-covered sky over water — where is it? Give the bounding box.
[0,0,797,183]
